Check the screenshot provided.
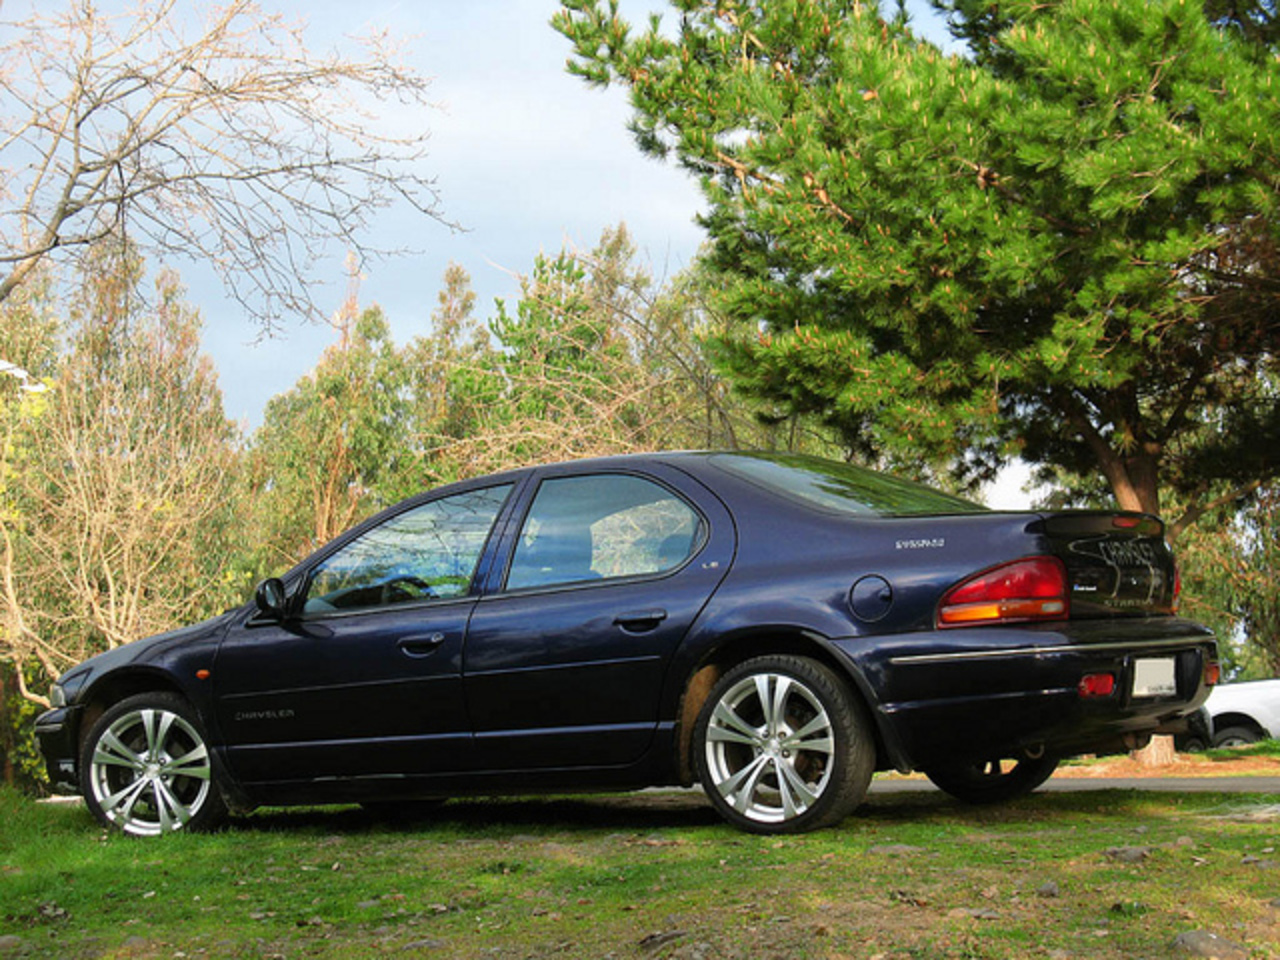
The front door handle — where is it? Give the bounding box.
[398,633,447,658]
[613,609,668,633]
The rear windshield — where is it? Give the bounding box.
[708,453,987,517]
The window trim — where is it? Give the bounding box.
[494,469,709,597]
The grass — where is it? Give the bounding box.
[1204,738,1280,761]
[2,785,1280,959]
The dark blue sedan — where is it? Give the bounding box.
[36,452,1217,835]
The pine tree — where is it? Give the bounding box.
[554,0,1280,535]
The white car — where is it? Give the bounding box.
[1203,679,1280,747]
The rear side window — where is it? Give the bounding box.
[709,453,985,517]
[506,474,703,590]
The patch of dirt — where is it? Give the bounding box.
[875,749,1280,783]
[1055,751,1280,779]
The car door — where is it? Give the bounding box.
[463,465,733,769]
[212,482,516,785]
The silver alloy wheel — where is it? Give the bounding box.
[87,706,213,836]
[703,671,836,824]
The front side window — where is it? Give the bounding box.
[506,474,702,591]
[303,484,512,615]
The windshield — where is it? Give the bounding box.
[708,453,987,517]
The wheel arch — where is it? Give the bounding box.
[1211,712,1268,740]
[76,669,194,758]
[672,626,906,784]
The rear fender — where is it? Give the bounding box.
[671,626,912,783]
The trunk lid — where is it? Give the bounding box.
[1033,512,1177,618]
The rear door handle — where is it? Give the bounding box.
[398,633,447,657]
[613,609,668,633]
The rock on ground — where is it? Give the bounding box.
[1172,930,1249,959]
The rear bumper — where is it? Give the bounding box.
[834,617,1216,771]
[34,705,82,794]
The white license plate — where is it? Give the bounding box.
[1132,657,1177,697]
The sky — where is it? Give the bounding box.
[110,1,1034,503]
[200,0,711,428]
[197,0,949,419]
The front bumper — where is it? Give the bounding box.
[35,705,83,793]
[836,617,1216,771]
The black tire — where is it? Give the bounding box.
[80,691,228,836]
[924,751,1059,804]
[694,655,874,834]
[1212,725,1262,748]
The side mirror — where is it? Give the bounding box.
[254,578,288,620]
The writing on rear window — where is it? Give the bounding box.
[1097,540,1159,566]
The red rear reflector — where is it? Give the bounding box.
[1078,673,1116,698]
[937,557,1069,628]
[1205,661,1221,687]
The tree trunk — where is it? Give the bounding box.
[0,667,11,786]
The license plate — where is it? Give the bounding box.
[1132,657,1177,697]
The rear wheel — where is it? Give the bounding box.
[81,692,228,836]
[694,655,874,834]
[925,751,1059,804]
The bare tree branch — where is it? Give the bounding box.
[0,0,455,328]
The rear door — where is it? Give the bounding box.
[462,464,734,769]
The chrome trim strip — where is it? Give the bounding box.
[888,634,1212,666]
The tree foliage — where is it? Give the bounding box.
[1178,484,1280,677]
[554,0,1280,536]
[426,225,816,479]
[402,262,493,482]
[0,0,451,328]
[0,242,241,706]
[247,304,413,567]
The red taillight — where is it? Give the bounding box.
[937,557,1069,628]
[1078,673,1116,698]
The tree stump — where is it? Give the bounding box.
[1133,734,1176,768]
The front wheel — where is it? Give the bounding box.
[694,655,874,834]
[924,751,1059,804]
[1212,725,1262,748]
[81,692,228,836]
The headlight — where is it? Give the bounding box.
[50,669,89,708]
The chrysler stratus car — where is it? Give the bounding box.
[36,452,1217,835]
